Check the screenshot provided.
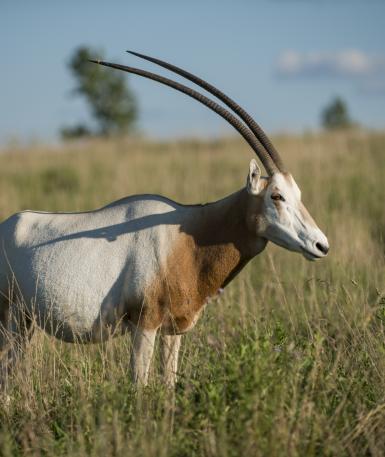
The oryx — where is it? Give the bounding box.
[0,52,329,388]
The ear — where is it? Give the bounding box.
[246,159,262,195]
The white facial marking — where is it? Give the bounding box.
[260,173,329,261]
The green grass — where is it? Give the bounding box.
[0,131,385,456]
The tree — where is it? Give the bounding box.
[321,97,353,130]
[61,46,137,139]
[60,124,92,140]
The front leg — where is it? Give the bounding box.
[129,327,157,386]
[160,334,181,388]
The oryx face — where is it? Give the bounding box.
[247,160,329,261]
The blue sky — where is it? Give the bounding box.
[1,0,384,144]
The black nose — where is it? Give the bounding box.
[316,242,329,255]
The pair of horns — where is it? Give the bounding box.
[90,51,285,176]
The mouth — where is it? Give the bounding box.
[300,247,322,261]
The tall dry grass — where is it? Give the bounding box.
[0,131,384,456]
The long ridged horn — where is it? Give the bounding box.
[127,50,285,172]
[89,59,278,176]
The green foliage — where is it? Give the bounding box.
[39,167,80,193]
[60,124,92,140]
[61,46,137,139]
[321,97,354,130]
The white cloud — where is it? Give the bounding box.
[275,49,385,96]
[276,49,385,79]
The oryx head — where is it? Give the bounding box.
[91,51,329,260]
[246,160,329,260]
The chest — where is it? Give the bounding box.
[139,238,245,333]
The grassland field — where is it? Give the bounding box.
[0,131,384,457]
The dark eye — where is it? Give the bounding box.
[271,193,285,202]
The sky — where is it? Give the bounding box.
[1,0,384,145]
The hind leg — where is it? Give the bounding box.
[0,295,11,384]
[0,297,34,391]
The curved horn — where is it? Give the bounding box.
[89,59,278,176]
[127,50,285,172]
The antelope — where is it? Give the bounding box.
[0,51,329,389]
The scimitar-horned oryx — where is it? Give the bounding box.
[0,51,329,389]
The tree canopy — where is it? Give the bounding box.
[321,97,354,130]
[61,46,138,139]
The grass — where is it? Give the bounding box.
[0,131,385,456]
